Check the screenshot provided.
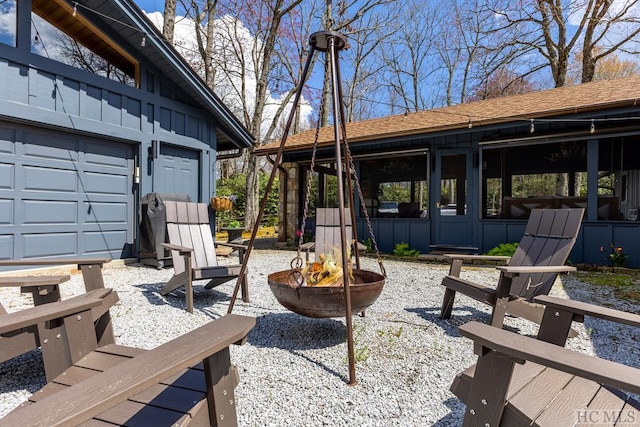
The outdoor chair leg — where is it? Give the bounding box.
[441,288,456,319]
[490,297,508,328]
[241,273,249,303]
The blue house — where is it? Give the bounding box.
[258,76,640,268]
[0,0,253,261]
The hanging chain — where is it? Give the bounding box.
[343,133,386,278]
[289,71,328,287]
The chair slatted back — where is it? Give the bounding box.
[313,208,354,262]
[165,201,218,274]
[509,208,584,300]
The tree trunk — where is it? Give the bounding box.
[244,150,259,231]
[163,0,176,43]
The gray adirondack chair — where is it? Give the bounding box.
[452,295,640,426]
[440,208,584,329]
[300,207,365,262]
[160,201,248,313]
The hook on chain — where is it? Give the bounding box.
[288,256,306,288]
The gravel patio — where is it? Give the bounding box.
[1,247,639,425]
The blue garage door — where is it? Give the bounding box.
[155,142,200,202]
[0,123,135,260]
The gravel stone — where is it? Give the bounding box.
[1,248,638,425]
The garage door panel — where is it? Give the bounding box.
[85,172,129,195]
[0,127,14,154]
[24,166,77,192]
[84,230,127,253]
[2,121,135,260]
[0,200,13,224]
[23,200,77,224]
[0,163,13,189]
[22,131,79,162]
[0,235,13,259]
[22,233,77,258]
[85,142,132,169]
[84,202,128,224]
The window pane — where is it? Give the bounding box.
[360,155,428,218]
[441,153,467,216]
[30,12,135,86]
[0,0,17,47]
[482,141,593,219]
[599,138,640,221]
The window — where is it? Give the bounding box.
[302,154,429,221]
[482,142,589,219]
[360,154,428,218]
[29,2,138,86]
[598,137,640,221]
[0,0,17,47]
[482,138,640,221]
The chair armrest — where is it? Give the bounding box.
[459,321,640,396]
[0,275,70,287]
[216,241,248,252]
[0,258,111,268]
[0,289,115,334]
[299,242,315,251]
[496,265,576,275]
[2,314,256,427]
[534,295,640,328]
[444,254,510,277]
[161,242,193,255]
[444,254,511,262]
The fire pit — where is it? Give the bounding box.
[267,269,385,318]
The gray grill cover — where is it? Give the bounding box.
[139,192,192,268]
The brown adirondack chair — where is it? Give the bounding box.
[0,259,115,382]
[1,287,117,382]
[451,295,640,426]
[440,208,584,329]
[300,207,365,262]
[1,289,256,427]
[160,201,248,313]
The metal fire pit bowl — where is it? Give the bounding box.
[267,269,385,318]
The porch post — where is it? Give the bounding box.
[587,139,599,221]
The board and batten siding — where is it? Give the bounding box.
[0,56,220,261]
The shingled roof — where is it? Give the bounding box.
[257,75,640,154]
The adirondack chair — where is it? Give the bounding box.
[160,201,248,313]
[1,287,117,382]
[300,207,365,262]
[451,295,640,426]
[1,298,256,427]
[1,259,114,382]
[440,208,584,330]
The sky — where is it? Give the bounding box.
[134,1,165,13]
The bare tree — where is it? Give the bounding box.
[377,0,437,113]
[467,67,536,101]
[431,0,525,106]
[318,0,397,125]
[567,48,640,84]
[212,0,306,229]
[486,0,640,87]
[340,5,397,121]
